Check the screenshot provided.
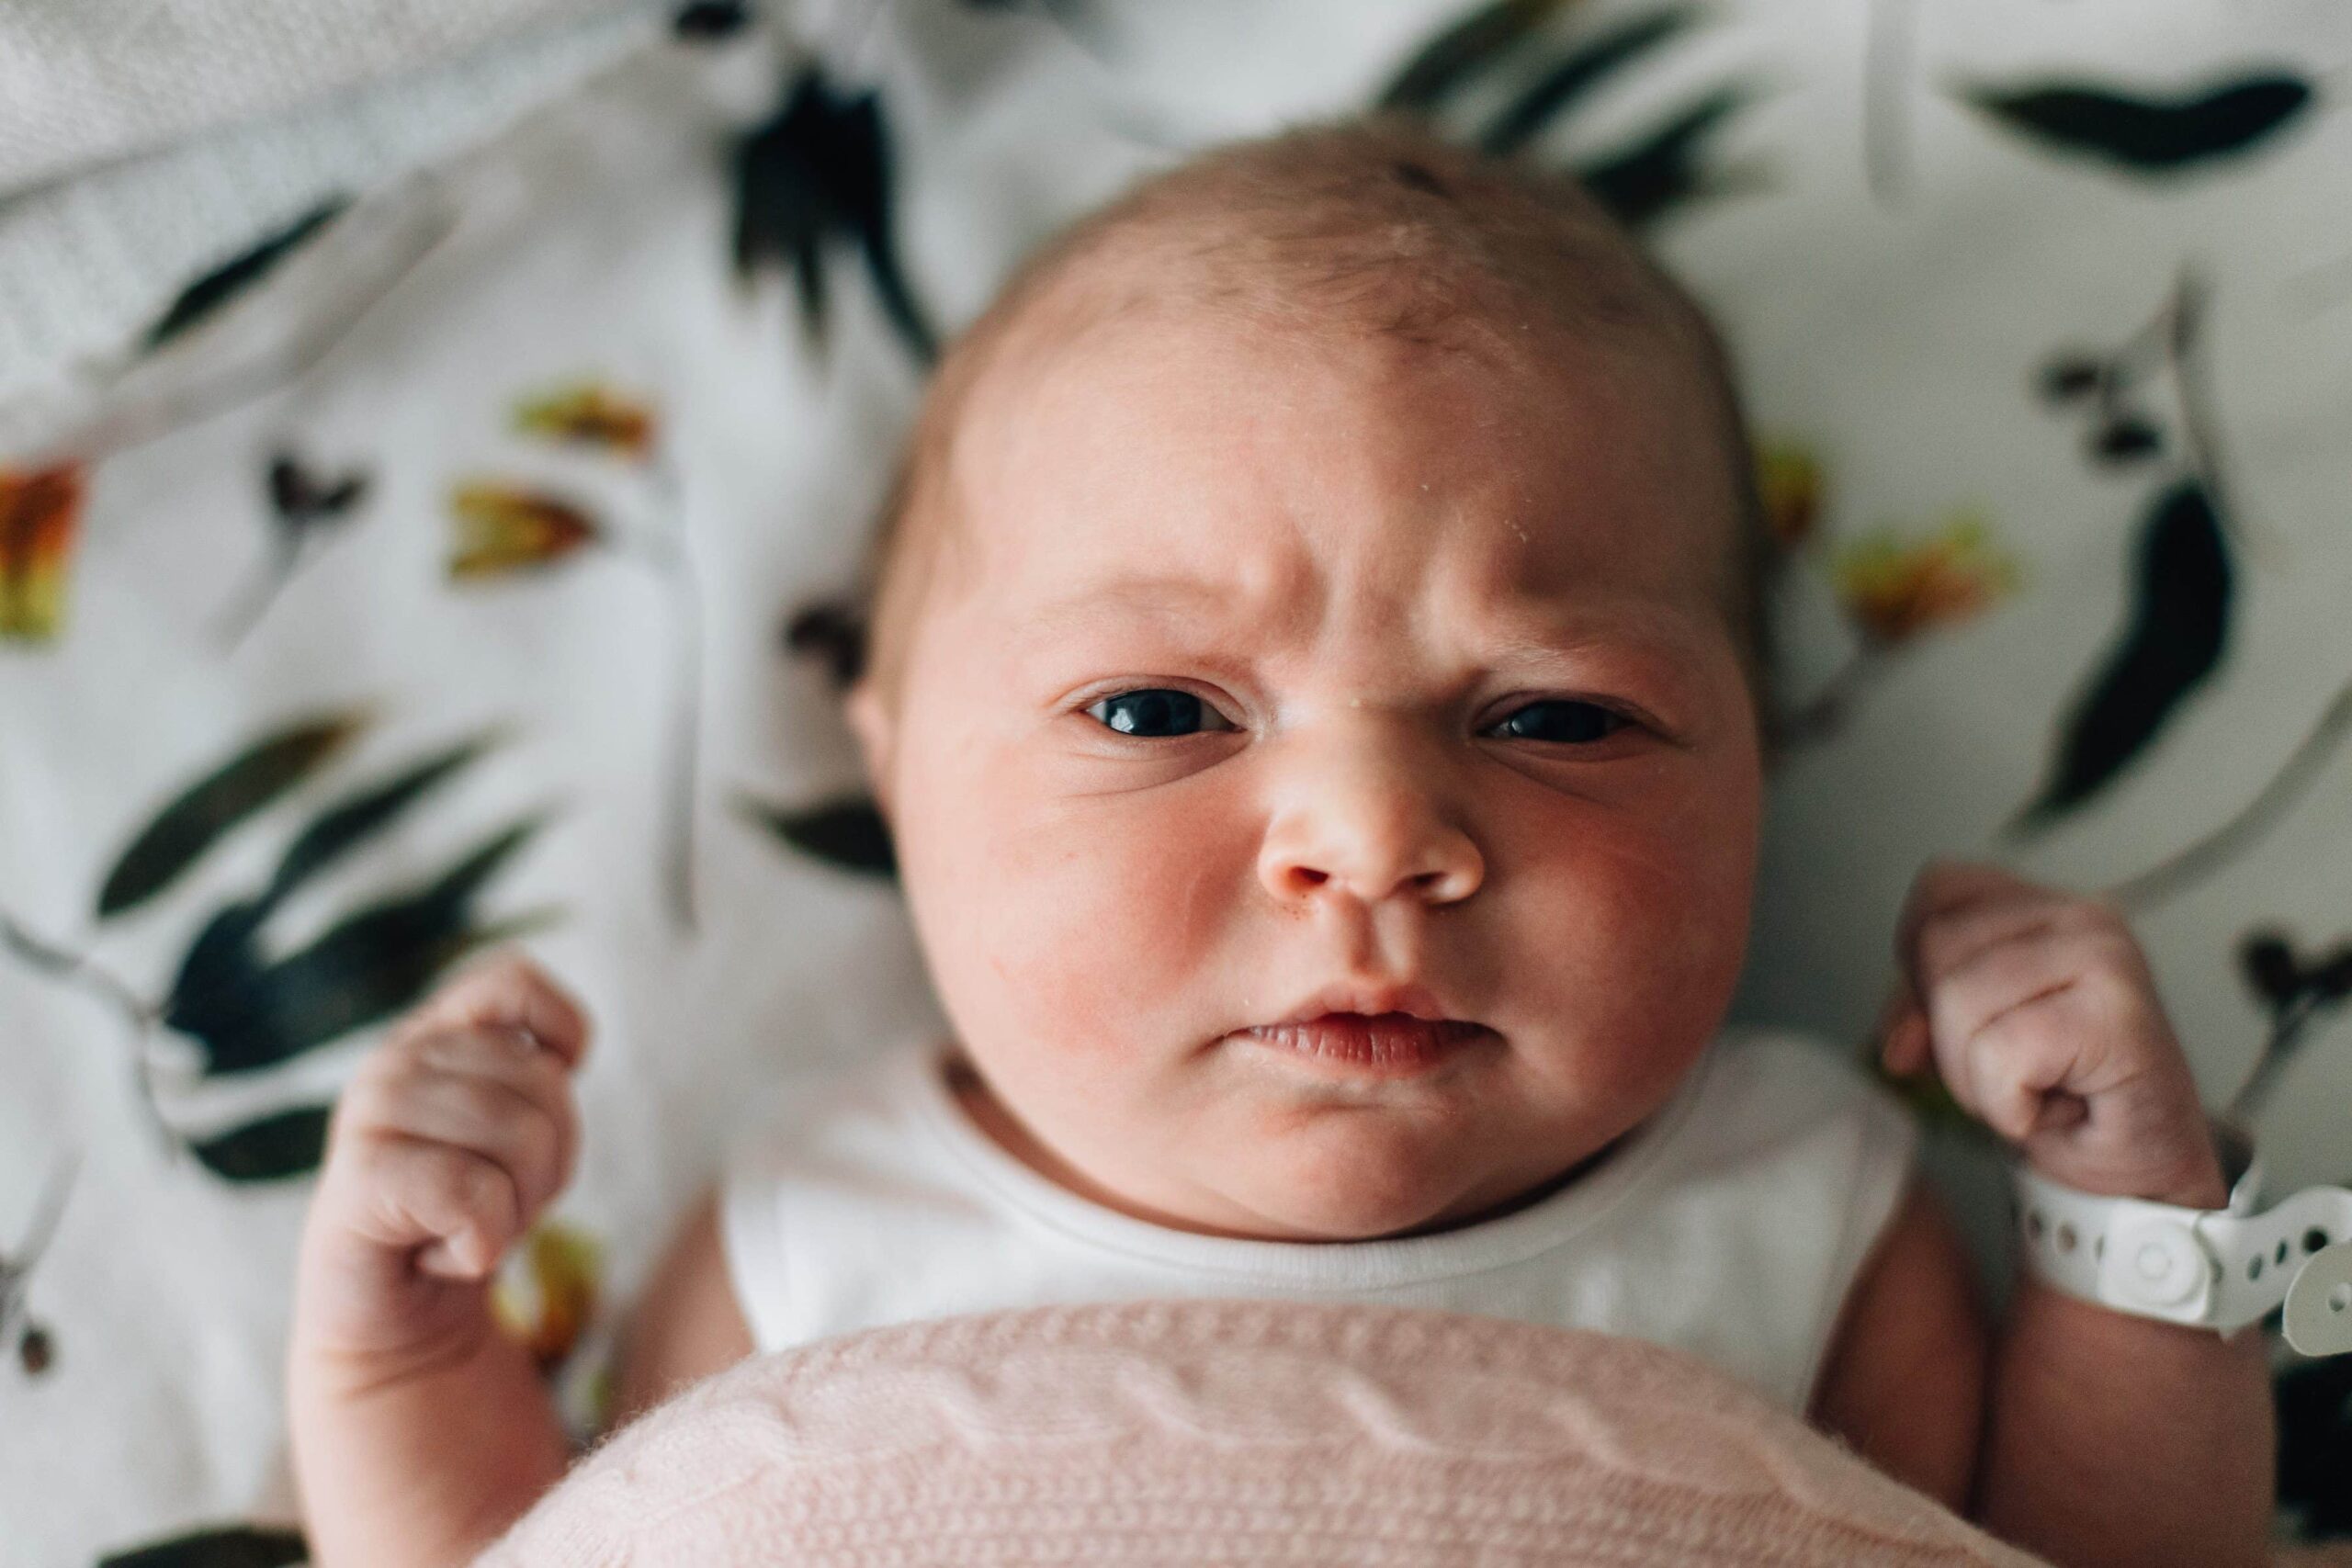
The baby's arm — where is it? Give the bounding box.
[606,1189,754,1427]
[1810,1179,1987,1513]
[288,956,588,1568]
[1877,861,2272,1568]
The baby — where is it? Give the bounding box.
[288,123,2269,1566]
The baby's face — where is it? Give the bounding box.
[858,301,1763,1241]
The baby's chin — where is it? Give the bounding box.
[1197,1118,1555,1242]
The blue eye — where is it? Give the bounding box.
[1087,689,1232,737]
[1487,700,1627,744]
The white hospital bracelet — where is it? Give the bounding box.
[2012,1155,2352,1353]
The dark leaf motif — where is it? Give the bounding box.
[97,712,369,919]
[164,817,550,1076]
[2014,480,2231,829]
[161,899,273,1048]
[2240,931,2301,1006]
[1574,85,1755,230]
[784,601,866,687]
[144,201,348,350]
[2239,930,2352,1010]
[2089,416,2164,464]
[672,0,749,39]
[269,456,369,524]
[742,794,896,877]
[1959,74,2314,174]
[98,1525,309,1568]
[2037,355,2104,404]
[188,1105,332,1182]
[1377,0,1577,113]
[1478,10,1696,156]
[732,73,937,364]
[221,454,375,645]
[257,732,503,916]
[2316,948,2352,1003]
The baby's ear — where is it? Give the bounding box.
[845,677,896,820]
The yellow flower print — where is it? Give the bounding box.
[1754,445,1822,549]
[0,465,86,643]
[513,381,658,461]
[1831,512,2020,644]
[447,482,602,580]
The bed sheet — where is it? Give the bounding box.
[4,1,2350,1560]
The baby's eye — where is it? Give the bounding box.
[1485,699,1629,745]
[1086,689,1237,738]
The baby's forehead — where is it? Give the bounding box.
[862,124,1765,700]
[978,167,1701,391]
[953,306,1735,615]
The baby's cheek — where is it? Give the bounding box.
[955,778,1252,1059]
[1495,786,1755,1033]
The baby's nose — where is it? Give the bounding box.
[1256,741,1484,909]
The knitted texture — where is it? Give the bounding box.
[480,1301,2045,1567]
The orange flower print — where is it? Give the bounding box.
[512,381,658,461]
[1831,513,2020,644]
[447,482,601,580]
[0,465,86,644]
[493,1220,602,1374]
[1754,445,1822,549]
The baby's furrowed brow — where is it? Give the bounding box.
[1022,576,1255,635]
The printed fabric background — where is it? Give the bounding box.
[2,0,2349,1561]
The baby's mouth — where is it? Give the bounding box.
[1234,1013,1496,1077]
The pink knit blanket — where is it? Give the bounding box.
[481,1299,2044,1566]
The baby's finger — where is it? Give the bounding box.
[1924,964,2104,1137]
[365,1072,572,1222]
[408,1025,580,1124]
[397,952,591,1069]
[350,1135,524,1281]
[340,1025,577,1162]
[1873,980,1932,1077]
[1893,860,2045,977]
[1910,897,2074,993]
[1964,1015,2091,1143]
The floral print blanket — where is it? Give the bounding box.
[3,2,2349,1561]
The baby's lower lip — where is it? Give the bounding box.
[1233,1013,1493,1077]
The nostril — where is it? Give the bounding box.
[1292,868,1329,888]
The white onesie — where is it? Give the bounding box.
[720,1026,1916,1411]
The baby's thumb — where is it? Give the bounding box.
[1873,980,1931,1077]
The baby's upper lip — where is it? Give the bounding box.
[1253,983,1476,1030]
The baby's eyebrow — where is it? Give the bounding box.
[1022,575,1246,633]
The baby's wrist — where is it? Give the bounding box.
[2021,1126,2231,1212]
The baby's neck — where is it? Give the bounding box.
[941,1051,1613,1243]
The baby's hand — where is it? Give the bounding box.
[293,953,589,1371]
[1879,860,2226,1208]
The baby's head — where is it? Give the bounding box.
[846,120,1770,1242]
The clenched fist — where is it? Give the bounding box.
[294,953,590,1371]
[1878,860,2227,1209]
